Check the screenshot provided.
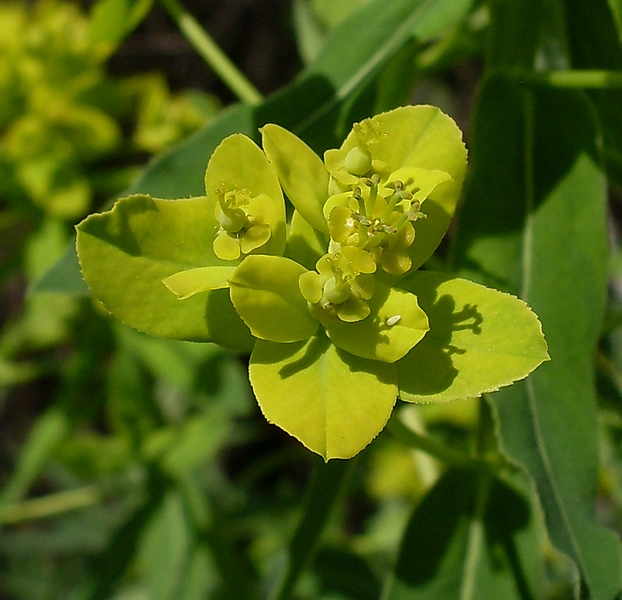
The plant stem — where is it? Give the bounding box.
[0,486,102,525]
[157,0,263,105]
[268,458,353,600]
[518,69,622,89]
[388,416,480,469]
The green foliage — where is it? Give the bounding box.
[76,105,548,459]
[4,0,622,598]
[0,0,217,220]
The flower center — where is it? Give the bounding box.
[212,182,272,261]
[298,246,377,325]
[327,176,427,275]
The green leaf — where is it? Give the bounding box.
[144,408,230,476]
[452,76,622,599]
[269,459,353,600]
[486,0,543,70]
[396,271,549,403]
[0,406,70,519]
[89,0,153,51]
[384,468,544,599]
[286,209,329,270]
[76,194,254,351]
[326,282,429,363]
[126,104,257,199]
[30,243,89,295]
[138,489,216,600]
[249,333,397,459]
[229,255,319,343]
[304,0,475,136]
[608,0,622,39]
[163,266,237,298]
[84,471,169,600]
[261,124,330,233]
[313,547,381,600]
[564,0,622,190]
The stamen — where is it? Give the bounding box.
[408,201,427,222]
[382,189,404,221]
[351,212,371,227]
[363,175,379,217]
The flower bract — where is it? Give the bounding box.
[76,105,549,460]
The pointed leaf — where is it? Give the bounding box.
[89,0,153,50]
[249,334,397,459]
[261,124,330,233]
[564,0,622,190]
[76,194,253,351]
[286,209,329,270]
[384,468,544,600]
[229,255,318,343]
[396,271,549,403]
[162,266,237,299]
[452,77,622,598]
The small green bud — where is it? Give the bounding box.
[219,207,247,232]
[344,146,372,176]
[323,277,350,305]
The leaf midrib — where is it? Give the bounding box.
[519,89,587,579]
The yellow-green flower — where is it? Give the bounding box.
[76,105,548,460]
[212,182,273,260]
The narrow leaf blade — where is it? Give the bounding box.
[452,76,622,599]
[384,468,544,600]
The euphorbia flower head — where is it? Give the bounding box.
[76,105,549,460]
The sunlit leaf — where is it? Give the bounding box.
[229,255,318,343]
[326,282,428,363]
[76,194,253,351]
[162,266,237,299]
[249,333,397,459]
[261,124,330,233]
[396,271,549,403]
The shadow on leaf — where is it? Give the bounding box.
[397,273,483,397]
[390,468,536,598]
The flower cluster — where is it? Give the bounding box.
[162,106,465,454]
[77,105,549,460]
[163,107,462,366]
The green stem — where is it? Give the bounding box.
[157,0,263,104]
[0,486,102,525]
[388,417,479,469]
[268,458,353,600]
[518,69,622,89]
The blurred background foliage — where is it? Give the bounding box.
[1,0,621,599]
